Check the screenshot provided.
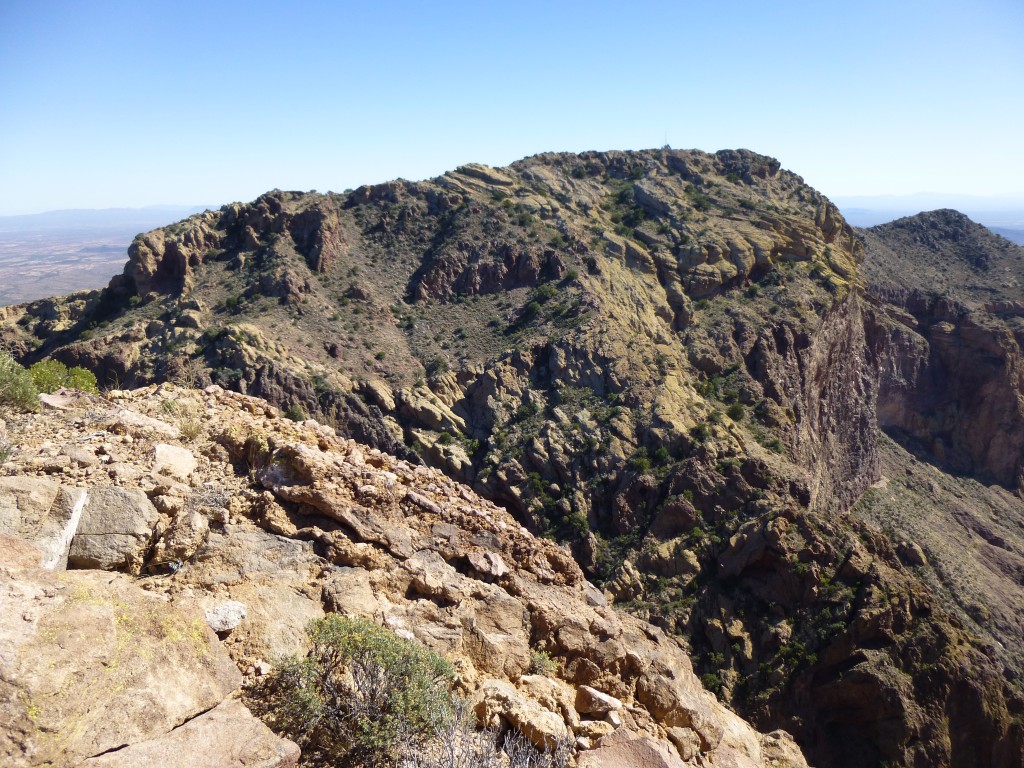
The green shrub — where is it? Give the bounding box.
[529,650,557,676]
[534,284,558,304]
[690,422,711,442]
[522,301,542,323]
[726,403,745,421]
[28,359,98,394]
[627,448,653,474]
[0,352,39,411]
[700,672,723,697]
[268,616,456,763]
[426,357,449,377]
[284,404,308,422]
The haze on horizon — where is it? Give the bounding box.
[1,0,1022,216]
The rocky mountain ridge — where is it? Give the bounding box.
[0,383,806,768]
[3,150,1024,767]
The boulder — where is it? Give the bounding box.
[150,507,209,568]
[68,487,159,573]
[759,730,808,768]
[467,550,509,579]
[0,563,241,767]
[518,675,581,732]
[204,600,248,633]
[575,685,623,715]
[0,477,87,569]
[321,566,381,617]
[77,699,299,768]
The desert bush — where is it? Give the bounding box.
[399,699,571,768]
[263,616,574,767]
[0,351,39,411]
[522,301,542,322]
[172,356,206,389]
[268,616,456,764]
[176,404,204,442]
[501,728,572,768]
[28,359,98,394]
[726,402,745,421]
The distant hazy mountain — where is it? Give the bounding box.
[834,194,1024,244]
[0,206,210,233]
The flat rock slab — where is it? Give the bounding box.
[77,699,299,768]
[0,561,242,767]
[0,477,87,569]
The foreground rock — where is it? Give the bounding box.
[0,543,294,767]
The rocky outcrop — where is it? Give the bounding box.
[0,383,806,768]
[860,211,1024,490]
[866,293,1024,489]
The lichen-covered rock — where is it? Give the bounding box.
[0,551,242,767]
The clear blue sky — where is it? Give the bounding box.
[1,0,1021,215]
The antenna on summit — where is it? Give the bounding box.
[663,130,671,151]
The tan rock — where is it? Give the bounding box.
[77,699,299,768]
[154,443,198,481]
[577,729,688,768]
[518,675,580,731]
[150,507,209,568]
[0,565,241,767]
[576,684,623,715]
[363,378,396,412]
[576,719,615,740]
[471,679,569,751]
[321,566,382,617]
[759,730,809,768]
[0,477,87,569]
[110,407,180,439]
[0,532,45,569]
[467,549,509,578]
[667,726,702,761]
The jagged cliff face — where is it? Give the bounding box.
[3,154,1024,767]
[863,211,1024,490]
[855,210,1024,711]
